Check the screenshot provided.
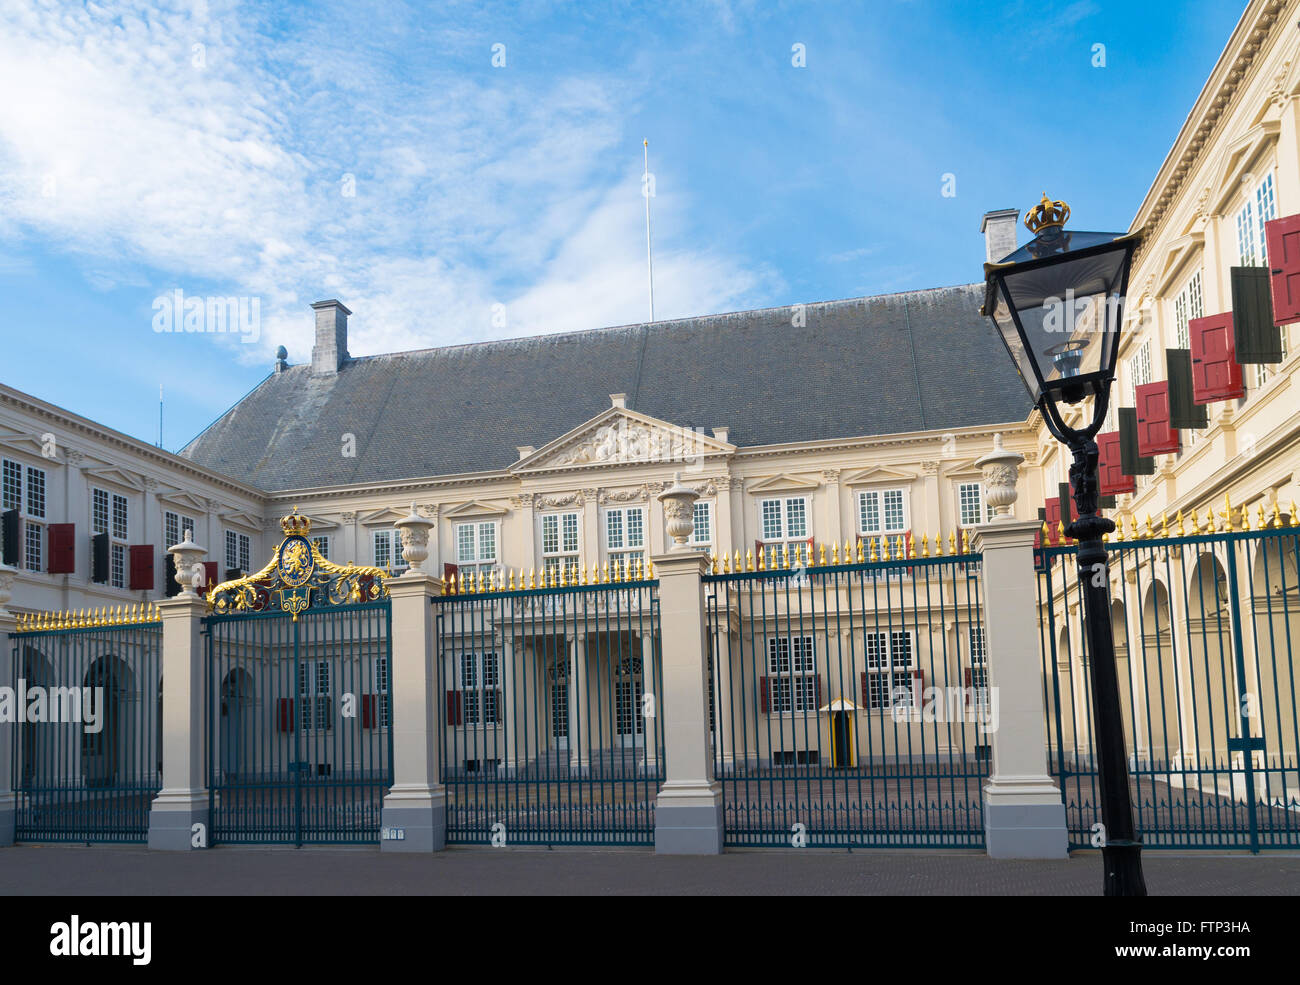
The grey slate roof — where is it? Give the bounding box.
[179,284,1033,491]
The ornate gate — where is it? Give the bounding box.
[205,510,392,845]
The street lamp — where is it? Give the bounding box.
[982,194,1147,896]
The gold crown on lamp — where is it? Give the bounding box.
[280,508,312,537]
[1024,192,1071,235]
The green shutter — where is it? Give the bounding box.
[1119,408,1156,475]
[1231,266,1283,363]
[1099,495,1117,509]
[1165,348,1208,428]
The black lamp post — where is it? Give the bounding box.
[982,194,1147,896]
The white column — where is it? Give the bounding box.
[379,572,446,851]
[503,637,520,774]
[0,565,17,844]
[651,549,723,853]
[147,594,209,849]
[640,630,659,774]
[974,519,1068,858]
[715,631,737,773]
[569,633,589,771]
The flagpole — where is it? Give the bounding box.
[643,139,655,323]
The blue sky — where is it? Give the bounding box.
[0,0,1246,452]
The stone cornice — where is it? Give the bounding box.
[1130,0,1290,264]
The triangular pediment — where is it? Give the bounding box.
[0,424,56,459]
[941,459,986,479]
[841,465,918,485]
[82,466,145,491]
[513,408,734,473]
[220,510,263,531]
[1154,230,1205,297]
[1208,121,1281,214]
[444,499,509,518]
[157,490,211,516]
[746,472,822,492]
[358,506,410,526]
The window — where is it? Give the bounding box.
[605,507,645,579]
[864,631,915,711]
[857,488,907,558]
[373,656,390,728]
[372,529,406,572]
[4,460,46,572]
[759,496,810,562]
[767,636,817,713]
[164,510,197,548]
[460,652,499,726]
[298,661,332,731]
[311,535,329,559]
[690,501,713,546]
[92,488,129,587]
[1172,269,1203,351]
[1236,171,1277,266]
[455,520,498,580]
[541,511,580,578]
[225,530,250,572]
[969,627,989,708]
[957,482,985,528]
[1253,330,1290,388]
[1127,340,1151,406]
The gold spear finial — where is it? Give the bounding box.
[1221,493,1234,532]
[1176,510,1186,537]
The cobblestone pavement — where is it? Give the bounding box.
[1,844,1298,895]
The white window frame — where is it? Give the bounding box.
[758,495,811,563]
[540,511,580,579]
[454,520,499,580]
[459,651,500,727]
[311,535,330,559]
[857,487,908,566]
[371,528,407,573]
[604,506,646,580]
[689,500,713,547]
[1236,170,1277,267]
[224,529,251,573]
[766,635,817,714]
[863,630,916,712]
[3,459,46,573]
[957,482,986,528]
[968,626,989,709]
[298,660,332,731]
[373,655,390,728]
[1172,268,1203,351]
[164,510,197,550]
[92,487,129,588]
[1127,340,1152,406]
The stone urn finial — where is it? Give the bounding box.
[974,433,1026,521]
[394,502,435,575]
[0,561,16,618]
[658,472,700,549]
[169,528,208,598]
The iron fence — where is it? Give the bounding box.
[704,542,990,847]
[9,607,162,843]
[435,569,663,846]
[1038,510,1300,851]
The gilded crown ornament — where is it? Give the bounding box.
[1024,192,1070,235]
[280,507,312,537]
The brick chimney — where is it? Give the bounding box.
[310,300,351,376]
[980,209,1020,264]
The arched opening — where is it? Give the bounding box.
[1249,535,1300,773]
[1185,553,1237,774]
[1139,579,1180,767]
[1110,598,1137,758]
[81,655,135,788]
[20,646,54,790]
[220,668,256,780]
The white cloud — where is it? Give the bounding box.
[0,0,775,366]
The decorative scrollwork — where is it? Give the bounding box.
[207,508,390,619]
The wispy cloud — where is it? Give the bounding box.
[0,0,774,364]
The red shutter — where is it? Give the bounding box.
[759,676,769,713]
[860,671,869,705]
[1044,498,1062,546]
[129,545,154,590]
[445,690,462,726]
[47,522,76,574]
[1189,313,1246,402]
[754,540,766,568]
[1097,431,1136,495]
[912,670,924,709]
[443,562,458,586]
[277,698,294,732]
[361,694,375,729]
[1135,381,1181,456]
[1266,213,1300,324]
[202,561,219,589]
[963,667,972,707]
[814,673,822,709]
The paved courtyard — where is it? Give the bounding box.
[1,844,1298,895]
